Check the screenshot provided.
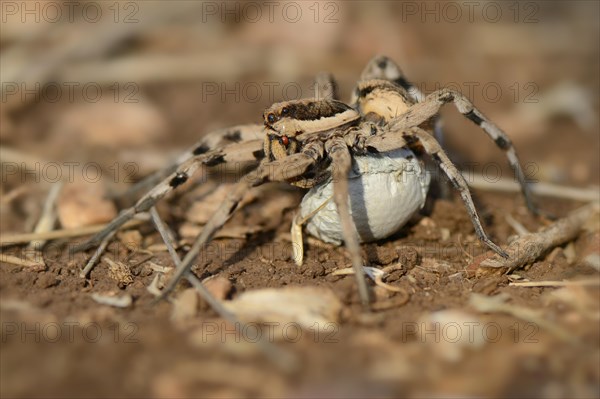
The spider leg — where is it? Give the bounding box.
[121,124,265,200]
[72,139,264,253]
[314,72,338,100]
[393,127,509,258]
[159,144,323,299]
[326,137,371,308]
[392,89,540,216]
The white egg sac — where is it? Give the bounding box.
[300,148,431,245]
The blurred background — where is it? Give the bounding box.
[1,1,599,398]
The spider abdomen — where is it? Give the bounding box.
[300,148,430,245]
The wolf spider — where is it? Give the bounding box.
[73,55,538,308]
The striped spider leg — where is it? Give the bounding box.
[119,124,265,200]
[72,138,264,253]
[388,88,540,216]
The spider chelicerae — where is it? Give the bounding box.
[73,55,539,308]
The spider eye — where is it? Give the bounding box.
[280,135,290,147]
[281,107,288,115]
[267,113,275,124]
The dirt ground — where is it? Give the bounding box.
[1,2,599,398]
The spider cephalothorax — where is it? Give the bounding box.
[263,99,359,161]
[74,55,540,309]
[262,99,362,188]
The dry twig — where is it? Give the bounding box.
[79,230,117,278]
[479,203,599,273]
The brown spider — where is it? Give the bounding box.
[73,55,538,308]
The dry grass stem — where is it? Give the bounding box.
[469,174,599,202]
[0,220,143,247]
[509,279,600,287]
[27,182,63,250]
[0,253,45,269]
